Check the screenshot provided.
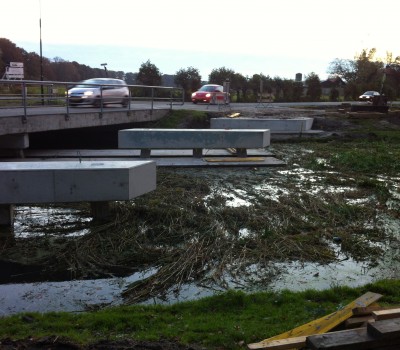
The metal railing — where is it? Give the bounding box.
[0,79,185,116]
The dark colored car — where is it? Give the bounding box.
[67,78,130,107]
[191,84,229,104]
[359,91,380,102]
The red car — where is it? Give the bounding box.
[191,84,229,104]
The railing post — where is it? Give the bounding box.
[22,81,27,123]
[151,87,154,110]
[99,84,103,117]
[65,82,70,118]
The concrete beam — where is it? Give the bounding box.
[0,160,156,204]
[0,161,156,227]
[118,128,270,150]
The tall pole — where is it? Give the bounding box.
[39,0,44,104]
[101,63,108,77]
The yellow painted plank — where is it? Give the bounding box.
[247,292,382,349]
[247,336,307,349]
[204,157,266,162]
[228,112,241,118]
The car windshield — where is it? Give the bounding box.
[75,79,113,88]
[199,85,220,92]
[364,91,377,95]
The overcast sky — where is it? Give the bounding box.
[1,0,398,81]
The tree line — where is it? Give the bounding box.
[1,38,400,102]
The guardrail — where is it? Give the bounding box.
[0,79,184,116]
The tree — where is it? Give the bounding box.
[249,74,272,102]
[228,73,249,102]
[0,38,25,71]
[174,67,202,101]
[125,72,137,85]
[208,67,235,85]
[52,58,80,82]
[136,59,162,86]
[328,48,390,99]
[305,72,322,101]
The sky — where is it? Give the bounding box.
[1,0,399,82]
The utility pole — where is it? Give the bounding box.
[39,0,44,105]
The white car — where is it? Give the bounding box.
[67,78,129,107]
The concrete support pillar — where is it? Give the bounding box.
[0,204,14,227]
[193,148,203,158]
[0,133,29,149]
[90,201,112,222]
[236,148,247,157]
[140,149,151,158]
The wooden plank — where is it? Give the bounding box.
[373,308,400,321]
[352,303,382,316]
[367,318,400,339]
[247,336,307,350]
[306,327,400,350]
[228,112,241,118]
[344,315,374,329]
[247,292,382,349]
[204,157,266,162]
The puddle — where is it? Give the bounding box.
[13,206,91,238]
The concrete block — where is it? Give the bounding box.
[0,133,29,149]
[0,204,14,226]
[0,161,156,204]
[118,128,270,149]
[210,117,314,132]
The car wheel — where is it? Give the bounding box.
[93,97,101,108]
[192,101,198,104]
[122,97,129,107]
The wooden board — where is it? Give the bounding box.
[367,317,400,339]
[247,336,307,350]
[351,303,382,316]
[247,292,382,349]
[344,315,374,329]
[373,308,400,321]
[204,157,266,162]
[306,327,400,350]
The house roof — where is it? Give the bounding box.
[321,76,346,88]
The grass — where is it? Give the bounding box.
[151,109,213,128]
[0,280,400,348]
[296,138,400,176]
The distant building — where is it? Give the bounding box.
[320,76,346,98]
[295,73,302,82]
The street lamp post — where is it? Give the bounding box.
[101,63,108,77]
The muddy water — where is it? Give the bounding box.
[1,163,400,316]
[0,240,397,316]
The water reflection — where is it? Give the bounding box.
[13,206,91,238]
